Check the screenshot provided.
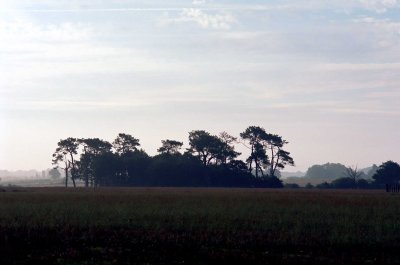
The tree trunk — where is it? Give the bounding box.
[255,160,259,178]
[70,154,76,188]
[85,174,89,188]
[202,153,207,166]
[270,147,275,177]
[259,165,264,177]
[64,168,68,188]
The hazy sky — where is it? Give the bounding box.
[1,0,399,171]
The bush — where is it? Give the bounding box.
[284,183,300,189]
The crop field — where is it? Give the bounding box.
[1,188,400,265]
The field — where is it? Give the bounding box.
[1,188,400,264]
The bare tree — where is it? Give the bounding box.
[345,166,363,188]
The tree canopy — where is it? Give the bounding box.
[52,137,79,187]
[157,139,183,155]
[372,161,400,185]
[305,163,348,180]
[240,126,294,178]
[52,126,295,188]
[113,133,140,155]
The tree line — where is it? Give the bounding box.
[285,161,400,189]
[52,126,295,188]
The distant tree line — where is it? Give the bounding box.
[52,126,295,188]
[304,163,378,180]
[300,161,400,189]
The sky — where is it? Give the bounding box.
[0,0,399,171]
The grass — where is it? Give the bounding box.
[1,188,400,264]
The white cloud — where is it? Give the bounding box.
[0,18,193,91]
[162,8,236,30]
[0,20,92,43]
[277,0,399,12]
[353,17,400,48]
[192,0,207,5]
[218,31,267,40]
[0,1,398,14]
[183,8,235,29]
[359,0,398,12]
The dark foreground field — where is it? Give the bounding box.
[1,188,400,264]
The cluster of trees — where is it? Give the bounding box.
[52,126,295,188]
[304,163,378,180]
[302,161,400,189]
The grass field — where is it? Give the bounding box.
[1,188,400,264]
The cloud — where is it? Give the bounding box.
[353,17,400,48]
[183,8,235,29]
[218,31,267,40]
[5,100,149,111]
[277,0,399,13]
[0,1,398,14]
[192,0,207,5]
[332,107,400,116]
[359,0,398,13]
[262,98,400,117]
[0,17,198,89]
[318,62,400,71]
[0,20,92,43]
[161,8,236,30]
[365,90,400,98]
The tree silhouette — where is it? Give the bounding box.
[263,134,294,177]
[52,138,79,187]
[344,166,363,187]
[49,168,61,179]
[240,126,269,177]
[373,161,400,185]
[51,127,294,188]
[331,177,356,189]
[241,126,294,178]
[113,133,140,155]
[188,130,223,166]
[78,138,113,187]
[157,140,183,155]
[305,163,348,180]
[216,132,240,165]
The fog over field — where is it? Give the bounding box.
[1,0,400,172]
